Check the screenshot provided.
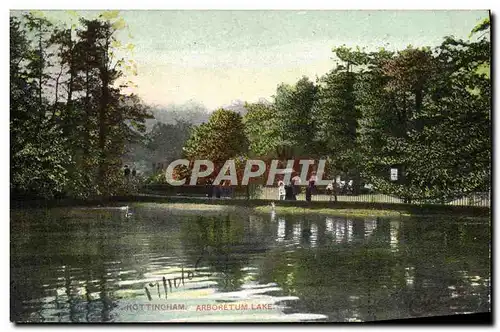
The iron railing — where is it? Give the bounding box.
[142,184,491,207]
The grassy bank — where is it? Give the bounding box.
[132,202,241,214]
[253,205,405,217]
[130,201,489,221]
[253,205,490,222]
[132,201,404,218]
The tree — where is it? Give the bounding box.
[404,22,491,200]
[10,16,70,198]
[242,101,278,158]
[356,47,437,201]
[60,14,151,196]
[146,121,192,164]
[183,109,248,183]
[273,76,318,159]
[23,12,54,126]
[312,47,367,193]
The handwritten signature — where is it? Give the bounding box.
[144,245,234,301]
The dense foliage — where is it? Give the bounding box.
[10,11,152,199]
[356,24,491,201]
[206,19,490,200]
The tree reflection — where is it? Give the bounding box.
[256,215,491,321]
[180,214,254,292]
[10,209,131,322]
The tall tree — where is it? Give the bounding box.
[10,16,69,198]
[273,76,318,159]
[312,46,366,192]
[357,47,437,201]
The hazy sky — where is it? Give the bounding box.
[19,10,490,110]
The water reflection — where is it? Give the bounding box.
[10,206,490,322]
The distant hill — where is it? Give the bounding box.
[146,98,272,129]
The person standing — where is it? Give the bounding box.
[123,165,131,178]
[305,185,312,202]
[215,184,221,198]
[305,172,317,202]
[222,180,230,199]
[206,178,214,198]
[278,180,286,200]
[285,180,296,201]
[291,175,301,199]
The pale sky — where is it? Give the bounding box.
[15,10,490,110]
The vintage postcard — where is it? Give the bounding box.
[10,9,491,323]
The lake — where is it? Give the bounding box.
[10,204,491,323]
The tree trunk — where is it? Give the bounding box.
[414,87,423,131]
[97,34,111,191]
[98,71,108,189]
[38,25,43,108]
[352,170,361,196]
[84,66,91,157]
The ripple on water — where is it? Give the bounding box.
[10,206,491,323]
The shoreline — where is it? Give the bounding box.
[10,194,491,220]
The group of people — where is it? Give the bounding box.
[207,180,234,198]
[123,165,137,178]
[277,173,317,202]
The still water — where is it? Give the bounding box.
[11,204,491,322]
